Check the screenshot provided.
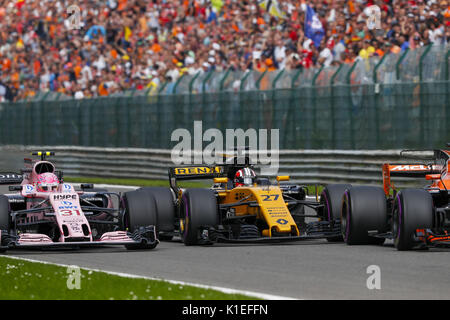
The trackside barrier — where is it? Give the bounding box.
[0,146,432,188]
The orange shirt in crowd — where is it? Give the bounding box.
[74,64,82,78]
[118,0,127,11]
[98,83,108,96]
[33,60,41,75]
[375,49,384,57]
[151,42,161,53]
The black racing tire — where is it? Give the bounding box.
[180,188,218,246]
[341,186,387,245]
[139,187,176,234]
[0,195,10,251]
[320,184,352,242]
[122,190,157,232]
[392,189,433,251]
[0,195,10,231]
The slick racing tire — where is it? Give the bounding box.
[320,184,352,242]
[139,187,176,240]
[0,195,10,252]
[392,189,433,251]
[180,188,218,246]
[0,195,10,231]
[122,190,157,232]
[341,186,387,245]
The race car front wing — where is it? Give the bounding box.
[0,226,159,251]
[197,221,341,244]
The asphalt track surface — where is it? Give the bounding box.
[3,185,450,300]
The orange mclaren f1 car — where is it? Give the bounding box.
[340,145,450,250]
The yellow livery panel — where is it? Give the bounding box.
[174,166,221,175]
[224,186,299,237]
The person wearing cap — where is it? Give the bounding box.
[201,62,210,73]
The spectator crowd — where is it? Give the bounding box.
[0,0,449,101]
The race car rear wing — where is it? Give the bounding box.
[382,163,441,195]
[169,165,224,192]
[0,173,23,185]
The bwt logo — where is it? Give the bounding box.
[171,121,279,175]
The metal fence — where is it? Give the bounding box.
[0,145,431,188]
[1,44,449,150]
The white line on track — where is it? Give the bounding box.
[2,255,298,300]
[57,183,304,299]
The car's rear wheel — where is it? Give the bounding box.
[180,189,218,245]
[0,195,10,252]
[392,189,433,251]
[320,184,351,242]
[341,186,387,245]
[139,187,176,240]
[0,195,10,231]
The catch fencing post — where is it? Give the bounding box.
[239,71,252,129]
[189,72,201,128]
[272,70,285,89]
[158,81,168,94]
[156,82,168,147]
[446,49,450,143]
[189,72,201,94]
[39,92,51,145]
[312,66,324,148]
[373,53,389,148]
[396,48,409,81]
[271,70,285,146]
[419,44,433,147]
[255,70,267,90]
[173,74,185,94]
[289,69,303,148]
[330,64,344,149]
[219,69,231,130]
[346,61,358,149]
[201,71,214,127]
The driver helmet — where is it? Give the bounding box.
[36,172,59,192]
[234,168,256,187]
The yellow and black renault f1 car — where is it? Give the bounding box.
[134,157,348,245]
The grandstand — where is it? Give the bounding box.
[0,0,448,101]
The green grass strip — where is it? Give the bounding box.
[0,256,258,300]
[65,176,323,195]
[65,176,209,189]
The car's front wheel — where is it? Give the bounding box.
[180,189,218,245]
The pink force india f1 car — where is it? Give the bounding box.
[0,152,158,252]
